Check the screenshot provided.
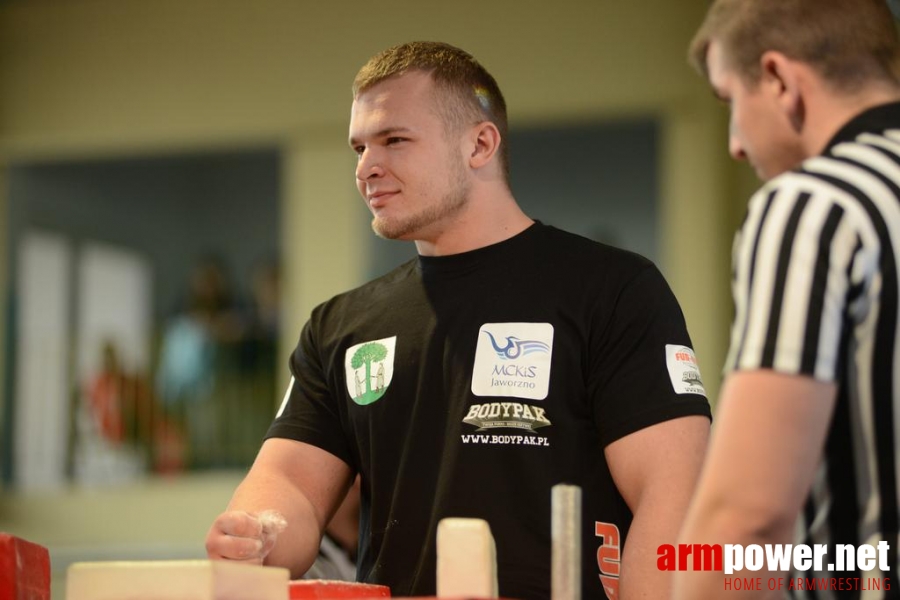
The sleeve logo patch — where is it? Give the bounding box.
[344,336,397,405]
[471,323,554,400]
[665,344,706,397]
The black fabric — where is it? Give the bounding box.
[823,101,900,153]
[268,222,710,599]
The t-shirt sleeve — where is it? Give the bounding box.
[588,264,711,447]
[265,312,357,471]
[725,178,871,382]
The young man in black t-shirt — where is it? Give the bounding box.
[207,41,710,600]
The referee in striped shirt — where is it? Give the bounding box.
[674,1,900,598]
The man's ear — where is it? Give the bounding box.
[760,50,805,132]
[467,121,502,170]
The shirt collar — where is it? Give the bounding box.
[823,100,900,153]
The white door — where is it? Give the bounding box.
[14,230,72,491]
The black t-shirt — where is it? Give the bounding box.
[268,222,711,599]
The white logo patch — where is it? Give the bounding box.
[665,344,706,397]
[344,336,397,405]
[471,322,554,400]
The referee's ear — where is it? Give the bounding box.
[760,50,805,133]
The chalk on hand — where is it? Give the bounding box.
[256,509,288,559]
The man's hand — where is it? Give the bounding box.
[206,509,288,564]
[203,439,355,577]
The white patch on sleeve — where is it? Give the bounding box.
[276,376,295,417]
[665,345,706,397]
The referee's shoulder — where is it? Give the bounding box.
[748,156,857,207]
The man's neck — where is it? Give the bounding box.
[414,188,534,257]
[804,83,900,158]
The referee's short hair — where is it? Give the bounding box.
[689,0,900,91]
[352,41,510,182]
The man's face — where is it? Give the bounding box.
[706,41,805,180]
[349,71,471,241]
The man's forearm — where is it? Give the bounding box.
[618,515,670,598]
[605,416,710,599]
[226,470,326,577]
[672,373,836,599]
[672,505,793,599]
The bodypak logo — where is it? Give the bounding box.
[344,336,396,406]
[463,401,551,431]
[471,323,554,400]
[461,402,552,447]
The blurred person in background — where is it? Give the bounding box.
[78,340,159,481]
[156,256,243,407]
[156,255,245,467]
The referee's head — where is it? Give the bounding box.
[689,0,899,92]
[688,0,900,181]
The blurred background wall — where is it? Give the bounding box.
[0,0,761,594]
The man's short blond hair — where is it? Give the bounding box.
[689,0,900,89]
[353,41,510,181]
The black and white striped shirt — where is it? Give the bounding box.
[727,101,900,598]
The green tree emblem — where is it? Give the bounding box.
[350,341,389,405]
